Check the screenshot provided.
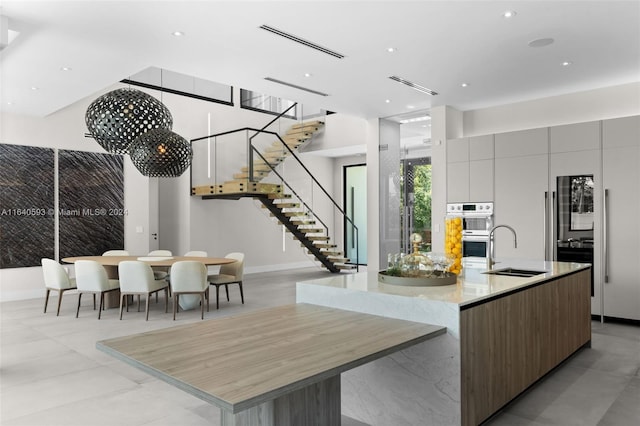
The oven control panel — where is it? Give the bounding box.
[447,202,493,216]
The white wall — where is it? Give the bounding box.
[463,82,640,136]
[430,106,463,253]
[304,113,368,154]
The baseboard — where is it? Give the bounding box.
[590,314,640,326]
[244,261,323,275]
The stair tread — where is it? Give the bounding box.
[196,120,346,274]
[300,228,324,233]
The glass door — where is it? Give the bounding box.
[344,164,367,265]
[401,157,432,253]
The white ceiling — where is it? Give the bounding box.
[1,0,639,123]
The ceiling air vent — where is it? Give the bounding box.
[259,25,345,59]
[264,77,329,97]
[389,76,438,96]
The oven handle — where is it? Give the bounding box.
[462,235,490,242]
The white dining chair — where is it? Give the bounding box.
[147,250,172,280]
[41,258,77,316]
[74,260,120,319]
[118,261,169,321]
[170,261,209,320]
[184,250,207,257]
[208,252,244,309]
[103,250,129,256]
[148,250,172,256]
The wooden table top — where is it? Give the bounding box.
[97,303,445,413]
[62,255,236,267]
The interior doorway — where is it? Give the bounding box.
[344,164,367,265]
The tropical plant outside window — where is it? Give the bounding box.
[401,161,432,252]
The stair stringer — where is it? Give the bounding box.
[258,196,340,273]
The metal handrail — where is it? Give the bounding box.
[190,116,360,270]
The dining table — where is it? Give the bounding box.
[62,255,236,309]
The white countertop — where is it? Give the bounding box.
[298,259,591,308]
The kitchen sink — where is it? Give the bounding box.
[483,268,547,277]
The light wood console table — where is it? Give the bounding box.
[97,303,445,426]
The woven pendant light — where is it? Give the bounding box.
[85,88,173,154]
[129,129,193,177]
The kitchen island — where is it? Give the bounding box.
[297,260,592,426]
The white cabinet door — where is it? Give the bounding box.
[494,154,549,260]
[495,128,548,158]
[447,161,470,202]
[602,116,640,321]
[469,159,494,202]
[447,137,469,163]
[447,138,470,202]
[494,128,548,260]
[550,121,600,153]
[469,134,494,160]
[469,135,494,202]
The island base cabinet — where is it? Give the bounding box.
[459,269,591,426]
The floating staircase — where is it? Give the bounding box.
[191,120,357,273]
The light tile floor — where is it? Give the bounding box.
[1,267,638,426]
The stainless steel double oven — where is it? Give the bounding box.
[446,202,494,260]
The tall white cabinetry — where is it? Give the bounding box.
[447,135,494,202]
[494,128,548,259]
[602,116,640,321]
[446,117,639,321]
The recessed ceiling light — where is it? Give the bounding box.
[385,99,391,103]
[502,10,517,18]
[461,83,469,88]
[528,38,554,48]
[172,31,185,37]
[60,66,72,71]
[31,86,39,91]
[562,61,572,67]
[304,72,312,77]
[387,47,397,53]
[407,105,415,109]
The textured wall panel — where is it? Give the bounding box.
[0,144,55,268]
[58,151,124,258]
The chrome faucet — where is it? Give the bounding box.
[487,225,518,270]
